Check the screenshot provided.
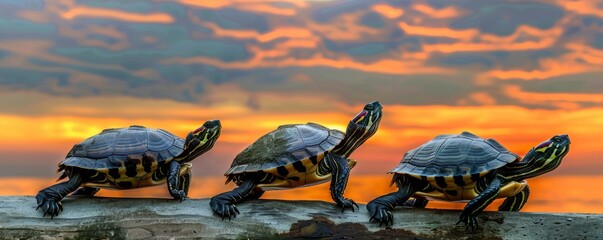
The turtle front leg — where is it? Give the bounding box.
[499,185,530,211]
[459,176,502,232]
[178,169,191,197]
[167,161,186,201]
[35,173,84,218]
[324,154,357,212]
[176,162,192,198]
[210,178,256,220]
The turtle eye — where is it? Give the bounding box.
[552,136,561,142]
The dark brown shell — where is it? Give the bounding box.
[59,125,184,172]
[390,132,519,177]
[225,123,344,175]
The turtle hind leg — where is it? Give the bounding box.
[367,174,428,227]
[71,187,100,196]
[210,178,256,220]
[35,168,86,218]
[499,185,530,211]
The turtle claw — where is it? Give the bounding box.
[210,198,239,221]
[367,202,394,227]
[170,190,186,202]
[37,198,63,219]
[457,211,479,232]
[337,198,359,212]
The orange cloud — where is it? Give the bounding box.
[398,22,478,41]
[412,4,461,18]
[504,85,603,105]
[468,92,497,105]
[398,19,563,55]
[178,0,308,9]
[178,0,230,8]
[372,4,404,19]
[60,7,174,23]
[237,4,297,16]
[565,43,603,64]
[202,22,315,43]
[558,0,603,18]
[478,61,592,81]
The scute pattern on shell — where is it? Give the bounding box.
[225,123,344,175]
[59,126,185,171]
[390,131,519,177]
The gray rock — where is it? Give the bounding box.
[1,196,602,239]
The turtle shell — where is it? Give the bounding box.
[225,122,344,175]
[390,131,519,177]
[59,125,185,182]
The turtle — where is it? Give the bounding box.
[367,131,570,231]
[35,119,222,218]
[210,101,383,219]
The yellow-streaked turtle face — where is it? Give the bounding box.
[534,134,571,159]
[351,101,383,134]
[532,134,570,173]
[333,101,383,158]
[332,101,383,158]
[181,119,221,162]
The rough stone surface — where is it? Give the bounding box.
[1,196,602,239]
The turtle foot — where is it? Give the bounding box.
[336,197,359,213]
[171,190,187,202]
[367,202,393,227]
[210,198,239,221]
[35,196,63,219]
[457,210,479,232]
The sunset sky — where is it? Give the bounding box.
[0,0,602,181]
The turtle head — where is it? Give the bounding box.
[531,134,570,172]
[179,120,222,162]
[332,101,383,158]
[508,134,570,180]
[351,101,383,130]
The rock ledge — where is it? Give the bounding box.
[1,196,601,239]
